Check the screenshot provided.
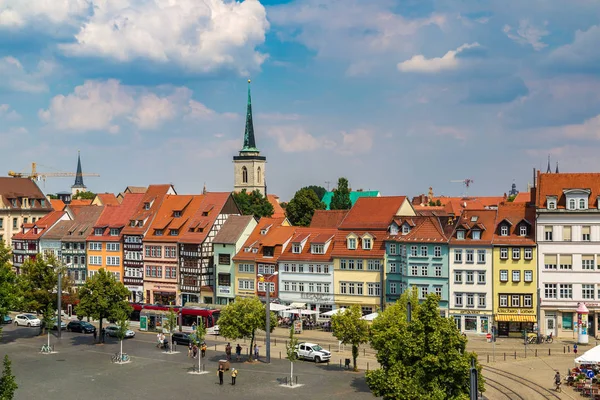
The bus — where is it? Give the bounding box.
[129,303,221,329]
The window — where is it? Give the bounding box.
[583,226,591,241]
[402,224,410,234]
[421,265,428,276]
[512,270,520,282]
[500,270,508,282]
[12,218,17,229]
[257,264,275,275]
[512,248,520,260]
[465,250,474,263]
[0,218,2,229]
[106,256,120,266]
[166,267,177,279]
[94,228,103,236]
[40,199,45,207]
[563,226,572,241]
[257,281,275,293]
[292,244,301,254]
[217,273,230,286]
[367,283,381,297]
[238,263,254,273]
[559,284,572,299]
[390,283,397,295]
[347,260,355,270]
[389,243,397,255]
[519,225,527,236]
[367,260,381,271]
[559,255,572,270]
[477,271,485,284]
[523,295,532,307]
[466,271,474,284]
[500,248,508,259]
[89,256,102,265]
[477,250,485,264]
[435,265,442,277]
[419,286,428,299]
[544,226,553,241]
[340,259,347,270]
[238,279,254,290]
[548,200,556,209]
[471,230,481,240]
[499,295,508,307]
[420,246,428,257]
[569,199,576,210]
[583,255,594,270]
[580,199,587,209]
[524,248,532,260]
[466,294,474,307]
[544,254,557,270]
[563,313,573,330]
[583,284,595,299]
[340,282,347,294]
[165,246,176,258]
[363,238,372,250]
[110,228,119,236]
[454,271,462,284]
[500,225,508,236]
[511,295,520,307]
[434,246,441,257]
[173,211,181,218]
[434,286,442,297]
[241,166,248,183]
[524,270,533,282]
[457,230,465,240]
[411,265,418,276]
[311,244,324,254]
[544,284,557,298]
[218,254,231,265]
[257,167,262,183]
[454,249,462,263]
[455,293,463,307]
[348,238,357,250]
[106,243,120,252]
[478,295,486,308]
[410,246,418,257]
[389,263,397,273]
[155,229,163,236]
[89,242,102,251]
[262,247,274,257]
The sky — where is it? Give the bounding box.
[1,0,599,201]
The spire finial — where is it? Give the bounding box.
[241,79,257,152]
[556,161,559,174]
[546,154,552,173]
[73,151,85,188]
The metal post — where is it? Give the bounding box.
[469,358,478,400]
[57,269,62,340]
[536,288,541,341]
[266,282,271,363]
[407,301,412,323]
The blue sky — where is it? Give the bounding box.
[1,0,599,201]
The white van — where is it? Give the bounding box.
[295,342,331,363]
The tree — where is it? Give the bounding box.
[285,325,299,385]
[329,177,352,210]
[233,189,274,219]
[0,243,18,337]
[285,188,326,226]
[365,291,484,400]
[75,269,132,344]
[0,355,17,400]
[164,308,178,353]
[72,191,96,200]
[114,309,130,363]
[218,297,276,361]
[304,185,327,201]
[331,304,369,371]
[190,322,207,372]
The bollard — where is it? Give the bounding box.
[275,339,277,346]
[549,348,551,356]
[215,344,217,351]
[514,351,516,359]
[279,351,281,359]
[535,349,538,357]
[564,346,566,354]
[295,376,298,385]
[340,359,342,368]
[503,353,506,361]
[487,354,489,363]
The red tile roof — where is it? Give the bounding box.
[13,211,66,240]
[535,172,600,209]
[493,202,536,245]
[268,195,286,218]
[448,209,497,245]
[50,199,65,211]
[279,227,337,262]
[95,193,119,206]
[121,184,173,235]
[61,206,105,242]
[512,192,531,203]
[88,193,143,241]
[143,195,204,243]
[309,210,349,228]
[339,196,408,230]
[179,192,232,244]
[388,216,449,243]
[233,217,288,262]
[70,199,93,206]
[330,230,387,258]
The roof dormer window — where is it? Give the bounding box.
[155,229,164,236]
[202,211,209,216]
[311,244,324,254]
[519,225,527,236]
[11,199,17,207]
[144,202,150,210]
[130,220,136,227]
[263,246,274,257]
[347,237,357,250]
[389,223,399,236]
[261,229,268,235]
[169,229,179,236]
[569,199,576,210]
[94,228,103,236]
[173,211,181,218]
[402,224,410,235]
[292,243,301,254]
[580,199,586,210]
[363,237,372,250]
[472,230,481,240]
[500,225,509,236]
[40,199,45,207]
[456,230,465,240]
[470,216,478,222]
[110,228,120,236]
[30,199,36,207]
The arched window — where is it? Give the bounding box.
[257,167,262,183]
[242,166,248,183]
[579,199,586,209]
[569,199,576,210]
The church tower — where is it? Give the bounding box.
[71,150,87,196]
[233,80,266,195]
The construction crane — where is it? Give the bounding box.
[8,162,100,184]
[450,178,474,197]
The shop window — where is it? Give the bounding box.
[465,317,477,331]
[562,313,573,330]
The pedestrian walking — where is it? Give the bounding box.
[192,344,198,359]
[191,321,197,331]
[188,342,192,357]
[254,344,259,361]
[101,328,106,343]
[93,330,97,341]
[156,332,162,348]
[217,364,224,385]
[235,343,242,361]
[231,368,238,385]
[201,342,207,358]
[225,342,232,361]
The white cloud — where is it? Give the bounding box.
[59,0,269,74]
[0,0,89,28]
[503,20,549,51]
[332,129,374,155]
[547,25,600,68]
[267,126,320,153]
[0,104,20,120]
[185,99,239,121]
[0,56,54,92]
[541,114,600,140]
[397,43,479,73]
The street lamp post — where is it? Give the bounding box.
[258,271,279,363]
[57,269,62,340]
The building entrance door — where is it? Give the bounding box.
[545,316,556,336]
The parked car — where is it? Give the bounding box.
[51,318,67,330]
[14,314,41,327]
[171,332,198,346]
[2,315,12,324]
[66,321,96,334]
[207,325,219,335]
[295,342,331,363]
[104,325,135,338]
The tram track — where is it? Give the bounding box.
[483,365,561,399]
[484,377,525,400]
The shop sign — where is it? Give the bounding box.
[218,286,231,295]
[495,308,535,314]
[151,284,177,291]
[140,316,147,331]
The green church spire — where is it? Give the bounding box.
[242,79,258,152]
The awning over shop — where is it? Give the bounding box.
[289,302,306,309]
[495,314,536,322]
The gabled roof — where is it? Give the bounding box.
[213,215,256,245]
[121,184,174,235]
[267,195,286,218]
[233,217,288,261]
[13,211,67,240]
[339,196,409,230]
[449,209,497,245]
[124,186,147,194]
[309,210,349,228]
[0,177,52,210]
[62,206,105,242]
[512,191,531,203]
[330,230,387,258]
[87,193,143,241]
[50,199,66,211]
[389,216,448,243]
[70,199,93,206]
[144,195,204,243]
[536,172,600,209]
[279,227,337,262]
[179,192,237,244]
[493,202,536,245]
[95,193,119,206]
